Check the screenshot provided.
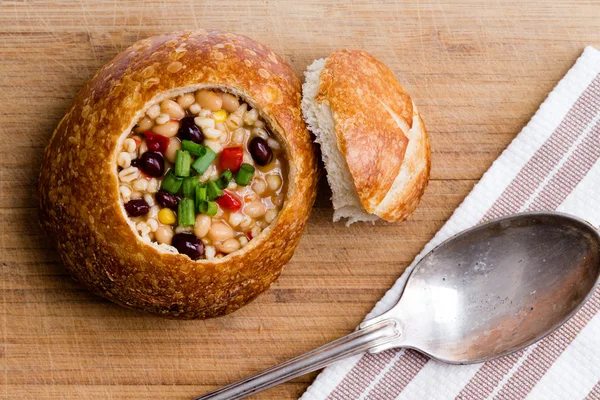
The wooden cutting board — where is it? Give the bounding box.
[1,1,599,399]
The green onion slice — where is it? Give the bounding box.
[174,150,191,177]
[182,176,199,198]
[181,140,204,156]
[191,146,217,175]
[198,201,218,217]
[217,170,233,189]
[207,180,223,200]
[178,198,195,227]
[160,170,183,194]
[195,184,207,208]
[235,163,255,186]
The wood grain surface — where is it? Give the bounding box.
[1,1,599,399]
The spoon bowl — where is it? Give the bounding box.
[364,212,600,363]
[196,212,600,400]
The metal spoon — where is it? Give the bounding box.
[195,212,600,400]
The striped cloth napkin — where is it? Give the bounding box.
[301,46,600,400]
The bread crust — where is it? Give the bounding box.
[374,108,431,222]
[38,30,317,319]
[316,50,412,213]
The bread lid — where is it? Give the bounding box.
[302,50,430,224]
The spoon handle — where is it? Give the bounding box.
[194,319,400,400]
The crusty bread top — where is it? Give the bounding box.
[316,50,413,213]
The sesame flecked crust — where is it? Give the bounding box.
[38,30,318,319]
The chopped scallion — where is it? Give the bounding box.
[195,184,207,208]
[217,169,233,189]
[191,146,217,174]
[160,170,183,194]
[181,140,204,156]
[235,163,255,186]
[207,180,223,200]
[178,198,196,227]
[198,201,218,217]
[174,150,192,177]
[182,176,199,198]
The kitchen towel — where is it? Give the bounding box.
[301,46,600,400]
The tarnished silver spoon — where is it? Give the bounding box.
[195,212,600,400]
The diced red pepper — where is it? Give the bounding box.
[216,191,242,212]
[132,135,143,146]
[144,131,170,155]
[219,147,244,173]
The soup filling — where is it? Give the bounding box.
[117,89,286,260]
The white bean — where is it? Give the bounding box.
[165,137,181,163]
[194,215,211,238]
[161,99,185,119]
[155,225,174,245]
[266,174,282,191]
[244,200,266,218]
[176,93,196,109]
[153,120,180,137]
[209,222,235,242]
[195,90,222,111]
[221,93,240,113]
[215,238,241,254]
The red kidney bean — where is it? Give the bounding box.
[178,117,203,143]
[172,233,205,260]
[139,151,164,177]
[124,198,150,217]
[249,137,273,166]
[155,190,180,210]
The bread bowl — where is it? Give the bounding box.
[302,50,430,225]
[38,30,317,319]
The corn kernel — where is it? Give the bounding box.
[158,208,176,225]
[213,110,228,123]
